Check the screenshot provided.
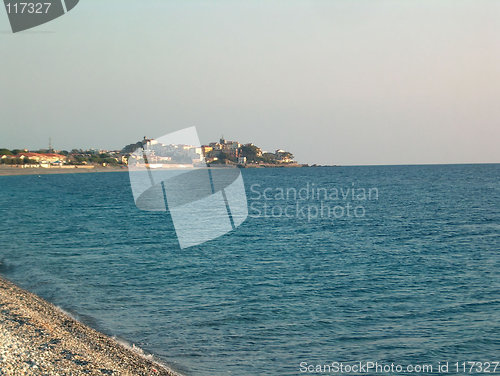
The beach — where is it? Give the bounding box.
[0,276,178,376]
[0,166,127,176]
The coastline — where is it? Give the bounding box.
[0,163,310,177]
[0,166,128,176]
[0,276,180,376]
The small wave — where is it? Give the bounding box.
[55,305,78,321]
[54,307,183,375]
[112,336,184,376]
[112,337,154,360]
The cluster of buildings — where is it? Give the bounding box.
[128,136,294,167]
[0,149,126,168]
[0,151,68,168]
[202,137,294,165]
[70,149,128,165]
[202,138,242,161]
[1,136,295,169]
[129,138,204,167]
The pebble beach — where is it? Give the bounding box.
[0,276,179,376]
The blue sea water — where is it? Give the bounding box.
[0,165,499,375]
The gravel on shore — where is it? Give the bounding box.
[0,276,180,376]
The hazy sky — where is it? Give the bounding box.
[1,0,499,165]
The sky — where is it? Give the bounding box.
[1,0,499,165]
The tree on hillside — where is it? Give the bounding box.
[240,144,261,162]
[261,152,277,164]
[122,142,144,154]
[0,149,12,155]
[73,155,87,164]
[277,151,294,161]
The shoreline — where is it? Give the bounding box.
[0,166,128,176]
[0,275,181,376]
[0,164,308,177]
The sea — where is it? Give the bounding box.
[0,165,499,376]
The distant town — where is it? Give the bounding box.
[0,136,304,170]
